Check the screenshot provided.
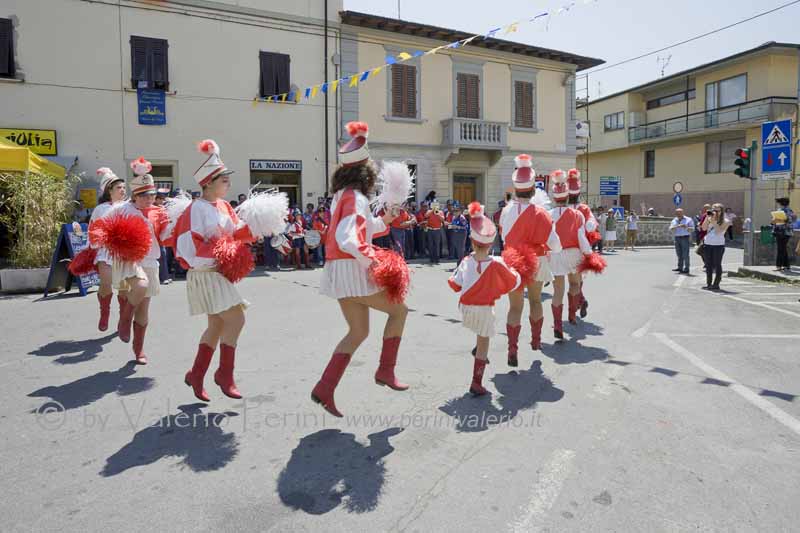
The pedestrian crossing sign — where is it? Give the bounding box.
[761,119,792,180]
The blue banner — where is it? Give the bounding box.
[137,88,166,125]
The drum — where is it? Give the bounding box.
[270,234,291,256]
[305,229,321,249]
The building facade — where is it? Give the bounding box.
[577,42,800,226]
[0,0,341,207]
[339,11,602,210]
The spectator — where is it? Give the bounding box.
[701,203,731,291]
[426,201,445,264]
[303,203,315,229]
[414,202,428,257]
[647,207,658,216]
[312,206,328,266]
[448,205,468,266]
[604,209,618,252]
[390,205,414,259]
[772,197,796,272]
[73,200,92,224]
[493,200,506,254]
[287,211,310,269]
[696,204,712,272]
[405,202,417,259]
[595,207,606,254]
[424,190,437,205]
[230,200,239,208]
[238,193,247,205]
[669,208,694,274]
[725,207,737,240]
[625,211,639,251]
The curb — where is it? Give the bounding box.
[732,267,800,285]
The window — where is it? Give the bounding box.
[259,51,290,98]
[705,138,745,174]
[0,18,15,78]
[604,111,625,131]
[391,64,417,119]
[457,73,480,119]
[644,150,655,177]
[646,89,696,110]
[706,74,747,109]
[130,36,169,90]
[514,80,535,129]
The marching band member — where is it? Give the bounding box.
[567,169,599,319]
[500,155,561,362]
[449,203,521,395]
[313,121,411,418]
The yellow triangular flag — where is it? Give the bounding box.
[331,80,340,93]
[397,52,412,61]
[311,85,319,98]
[280,93,287,102]
[505,23,519,34]
[426,45,445,56]
[294,91,302,103]
[266,96,273,103]
[372,67,382,76]
[349,75,359,88]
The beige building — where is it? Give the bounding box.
[0,0,341,207]
[339,11,602,210]
[577,42,800,226]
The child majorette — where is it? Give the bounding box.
[172,140,288,401]
[566,169,600,319]
[312,121,412,418]
[449,203,521,395]
[500,155,562,361]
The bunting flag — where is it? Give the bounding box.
[254,0,599,105]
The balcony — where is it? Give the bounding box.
[442,118,508,152]
[628,97,797,144]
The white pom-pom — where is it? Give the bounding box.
[531,188,552,210]
[375,161,415,208]
[236,188,290,237]
[96,167,113,179]
[198,139,220,156]
[551,169,566,184]
[163,191,192,240]
[515,154,533,168]
[130,157,152,177]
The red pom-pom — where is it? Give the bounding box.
[198,139,220,155]
[370,248,410,304]
[568,168,581,179]
[214,236,254,283]
[586,230,602,245]
[577,252,607,275]
[467,201,483,218]
[89,214,152,262]
[502,245,539,285]
[68,248,98,276]
[346,121,369,138]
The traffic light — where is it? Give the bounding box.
[734,147,751,178]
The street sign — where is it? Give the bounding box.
[673,193,683,207]
[673,181,683,193]
[611,206,625,220]
[599,176,621,197]
[761,119,792,180]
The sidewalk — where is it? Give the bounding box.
[729,265,800,284]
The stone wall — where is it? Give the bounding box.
[744,231,799,266]
[608,216,674,246]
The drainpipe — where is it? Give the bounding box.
[324,0,330,196]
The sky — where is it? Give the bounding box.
[342,0,800,101]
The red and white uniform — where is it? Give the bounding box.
[89,201,123,266]
[320,188,389,299]
[448,255,521,337]
[570,202,599,242]
[173,198,254,315]
[549,206,592,276]
[500,199,562,282]
[111,202,168,297]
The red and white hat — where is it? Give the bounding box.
[96,167,123,194]
[194,139,233,187]
[129,157,156,196]
[551,169,568,201]
[512,154,535,191]
[567,168,582,195]
[467,201,496,245]
[339,121,370,167]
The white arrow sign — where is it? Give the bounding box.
[779,152,788,166]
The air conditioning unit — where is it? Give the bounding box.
[629,112,646,128]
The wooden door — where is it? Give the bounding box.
[453,176,477,206]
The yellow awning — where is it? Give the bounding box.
[0,137,66,177]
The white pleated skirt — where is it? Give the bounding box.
[605,230,617,241]
[94,247,112,266]
[549,248,583,276]
[535,255,554,283]
[114,265,160,298]
[187,269,249,316]
[319,259,380,300]
[460,304,496,338]
[112,260,146,289]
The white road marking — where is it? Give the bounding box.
[631,321,651,339]
[667,333,800,339]
[691,288,800,319]
[750,301,800,305]
[509,449,576,533]
[672,275,687,288]
[738,292,800,297]
[654,333,800,437]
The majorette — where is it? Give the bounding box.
[567,168,600,319]
[499,154,562,362]
[449,202,521,395]
[312,121,413,418]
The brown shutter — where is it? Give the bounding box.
[515,81,533,128]
[130,36,148,87]
[0,18,13,77]
[457,73,468,117]
[458,73,480,119]
[391,64,403,116]
[405,65,416,118]
[391,64,417,118]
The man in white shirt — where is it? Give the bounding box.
[669,208,695,274]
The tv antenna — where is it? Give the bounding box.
[657,54,672,77]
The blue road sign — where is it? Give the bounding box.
[761,119,792,179]
[599,176,621,197]
[673,193,683,207]
[611,206,625,220]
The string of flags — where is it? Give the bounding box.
[252,0,598,107]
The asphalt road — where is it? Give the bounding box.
[2,246,799,532]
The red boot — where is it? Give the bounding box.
[132,322,148,365]
[97,293,112,332]
[552,305,564,340]
[470,358,489,396]
[506,324,521,367]
[312,352,352,417]
[117,299,136,343]
[530,316,544,350]
[568,294,580,325]
[214,343,242,399]
[185,343,214,402]
[375,337,409,391]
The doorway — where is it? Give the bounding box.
[453,175,477,206]
[250,171,301,208]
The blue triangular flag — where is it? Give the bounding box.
[386,56,397,65]
[359,70,370,82]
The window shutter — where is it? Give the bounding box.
[457,73,468,118]
[259,51,275,97]
[391,64,403,116]
[515,81,534,128]
[405,65,416,118]
[130,36,148,87]
[150,39,169,90]
[276,53,290,95]
[459,73,480,119]
[391,64,416,118]
[0,18,13,77]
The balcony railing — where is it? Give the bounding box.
[628,97,797,143]
[442,118,508,150]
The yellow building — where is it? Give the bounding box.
[577,42,800,226]
[339,11,602,209]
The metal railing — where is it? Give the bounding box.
[628,97,797,143]
[442,118,508,150]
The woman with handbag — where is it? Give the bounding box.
[773,198,795,271]
[701,203,731,291]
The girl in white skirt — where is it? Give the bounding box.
[449,203,521,396]
[90,168,127,332]
[312,121,410,418]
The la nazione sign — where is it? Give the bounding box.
[250,160,302,172]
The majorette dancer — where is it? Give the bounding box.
[172,140,288,401]
[499,155,562,362]
[566,169,600,319]
[312,121,413,418]
[449,202,521,395]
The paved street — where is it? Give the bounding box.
[2,247,800,532]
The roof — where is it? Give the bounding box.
[340,11,604,71]
[581,41,800,107]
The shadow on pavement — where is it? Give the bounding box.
[277,427,403,514]
[564,320,604,342]
[29,333,117,365]
[101,403,240,477]
[540,336,610,365]
[28,361,154,411]
[438,360,564,433]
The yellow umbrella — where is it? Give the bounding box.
[0,137,66,177]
